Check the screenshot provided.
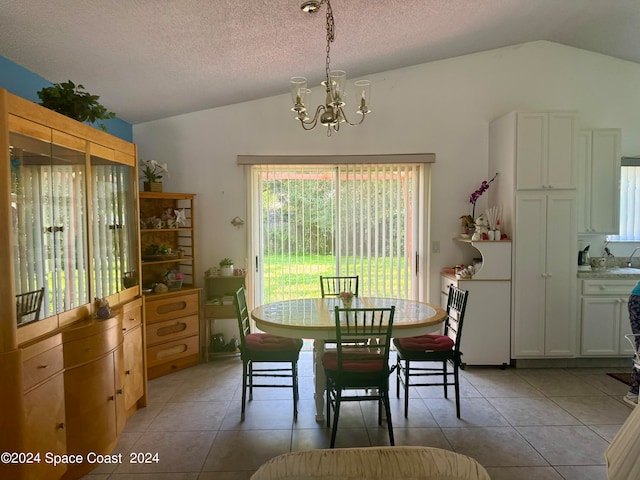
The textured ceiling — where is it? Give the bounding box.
[1,0,638,124]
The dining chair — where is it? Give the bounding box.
[319,275,359,298]
[16,287,45,325]
[322,305,396,448]
[234,286,304,421]
[394,285,469,418]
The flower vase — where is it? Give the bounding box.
[144,181,163,192]
[342,298,353,309]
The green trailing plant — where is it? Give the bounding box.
[219,258,234,267]
[37,80,116,131]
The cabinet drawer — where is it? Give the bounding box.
[440,275,457,294]
[146,314,199,346]
[63,325,122,368]
[146,334,200,368]
[22,343,64,391]
[204,303,237,319]
[146,292,199,323]
[582,279,637,296]
[122,300,143,332]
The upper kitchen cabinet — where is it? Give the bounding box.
[2,88,140,343]
[515,112,577,190]
[577,129,621,234]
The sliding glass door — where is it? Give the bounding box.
[250,163,425,305]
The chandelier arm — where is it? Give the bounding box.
[298,105,325,130]
[335,106,367,127]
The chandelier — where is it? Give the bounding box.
[290,0,371,135]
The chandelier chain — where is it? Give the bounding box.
[325,0,335,83]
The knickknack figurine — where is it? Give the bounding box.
[96,297,111,319]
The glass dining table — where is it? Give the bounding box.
[251,296,447,421]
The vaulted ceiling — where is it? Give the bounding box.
[1,0,638,124]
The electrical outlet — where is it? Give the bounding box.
[431,240,440,254]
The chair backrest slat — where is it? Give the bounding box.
[444,286,469,352]
[320,276,359,298]
[333,306,395,371]
[234,287,252,348]
[16,287,45,325]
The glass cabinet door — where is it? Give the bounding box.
[91,154,138,298]
[10,132,89,324]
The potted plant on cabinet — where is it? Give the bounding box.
[36,80,116,131]
[219,258,234,277]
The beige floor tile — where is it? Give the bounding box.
[221,399,298,430]
[465,374,545,397]
[550,395,632,425]
[484,466,564,480]
[517,425,609,465]
[443,426,548,466]
[113,430,216,474]
[426,396,510,427]
[147,400,229,431]
[554,465,608,480]
[487,396,581,426]
[516,371,605,396]
[202,429,292,471]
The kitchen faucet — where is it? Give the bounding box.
[627,247,640,267]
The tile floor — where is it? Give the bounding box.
[83,350,634,480]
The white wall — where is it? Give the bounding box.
[133,41,640,304]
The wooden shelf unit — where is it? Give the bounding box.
[139,192,201,378]
[203,274,246,359]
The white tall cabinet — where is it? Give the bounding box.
[576,129,621,234]
[489,111,578,359]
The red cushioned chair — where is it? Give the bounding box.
[234,287,304,421]
[394,286,469,418]
[322,306,396,448]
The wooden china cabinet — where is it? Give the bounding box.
[0,89,146,480]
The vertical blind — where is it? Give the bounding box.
[610,158,640,241]
[254,163,423,304]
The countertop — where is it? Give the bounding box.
[577,267,640,279]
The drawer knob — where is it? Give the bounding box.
[129,317,136,322]
[108,395,115,401]
[122,327,127,332]
[37,364,49,369]
[117,389,123,395]
[126,369,131,375]
[57,423,64,430]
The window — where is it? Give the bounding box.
[610,157,640,241]
[249,163,428,305]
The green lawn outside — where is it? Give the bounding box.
[262,253,412,302]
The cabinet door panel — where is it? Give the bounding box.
[619,299,634,355]
[123,325,144,410]
[590,129,621,233]
[581,298,619,355]
[513,194,547,356]
[547,113,576,189]
[516,113,546,190]
[64,354,117,454]
[544,193,577,356]
[23,374,67,480]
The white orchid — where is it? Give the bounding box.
[140,159,170,182]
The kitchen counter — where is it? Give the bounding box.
[578,267,640,279]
